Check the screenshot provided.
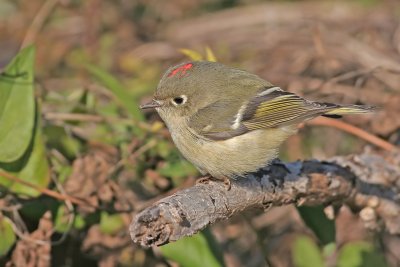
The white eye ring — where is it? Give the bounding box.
[171,95,187,106]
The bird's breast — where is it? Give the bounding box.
[158,110,296,178]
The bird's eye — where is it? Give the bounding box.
[171,95,187,106]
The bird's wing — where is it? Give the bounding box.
[188,98,248,140]
[240,90,337,130]
[190,87,372,141]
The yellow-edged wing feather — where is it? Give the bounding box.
[241,91,373,130]
[191,88,373,141]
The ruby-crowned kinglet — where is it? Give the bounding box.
[141,61,373,184]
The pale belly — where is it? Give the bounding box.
[170,126,296,179]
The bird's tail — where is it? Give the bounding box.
[324,104,376,116]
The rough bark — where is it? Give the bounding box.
[130,150,400,247]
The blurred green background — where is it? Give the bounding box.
[0,0,399,266]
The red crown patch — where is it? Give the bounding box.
[168,63,193,78]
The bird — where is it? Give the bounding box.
[140,61,373,188]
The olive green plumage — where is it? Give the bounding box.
[141,61,373,179]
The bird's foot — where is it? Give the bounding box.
[196,175,231,191]
[196,175,213,185]
[222,176,231,191]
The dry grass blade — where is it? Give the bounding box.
[21,0,60,48]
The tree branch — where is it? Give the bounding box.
[130,151,400,247]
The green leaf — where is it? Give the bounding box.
[43,125,82,160]
[202,228,225,265]
[0,46,49,197]
[0,216,16,256]
[297,206,335,245]
[160,231,224,267]
[159,160,198,185]
[337,241,387,267]
[0,45,35,162]
[292,235,325,267]
[99,212,124,234]
[84,63,144,121]
[19,198,56,221]
[54,205,70,233]
[155,140,173,159]
[0,111,50,197]
[322,242,336,258]
[54,205,86,233]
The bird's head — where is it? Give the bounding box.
[140,61,270,123]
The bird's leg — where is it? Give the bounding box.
[196,175,231,191]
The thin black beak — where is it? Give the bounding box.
[140,99,162,109]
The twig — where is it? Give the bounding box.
[0,170,135,213]
[44,112,156,132]
[21,0,60,48]
[322,68,379,86]
[130,151,400,247]
[44,112,105,122]
[307,117,397,152]
[0,171,94,207]
[131,139,158,159]
[0,203,22,212]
